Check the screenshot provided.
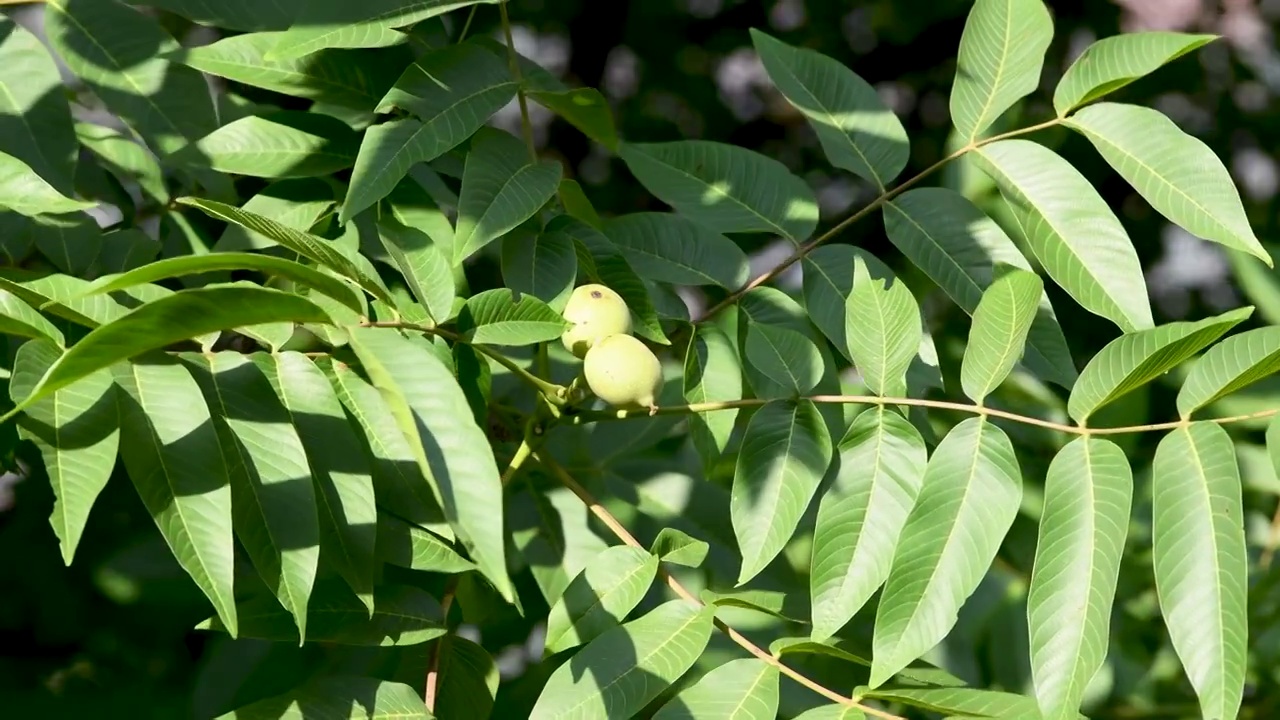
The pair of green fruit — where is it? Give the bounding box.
[560,284,663,410]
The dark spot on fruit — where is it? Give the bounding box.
[591,290,602,299]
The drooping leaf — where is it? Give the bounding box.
[179,197,394,303]
[652,658,780,720]
[1054,32,1217,115]
[376,215,455,323]
[0,18,77,194]
[619,140,819,243]
[457,288,571,347]
[949,0,1053,144]
[6,287,331,419]
[882,187,1077,387]
[45,0,219,156]
[554,214,668,344]
[1178,327,1280,417]
[255,351,379,611]
[870,417,1022,687]
[1067,307,1251,424]
[1152,423,1248,720]
[529,600,715,720]
[453,128,562,262]
[544,545,659,654]
[961,268,1043,403]
[1066,102,1268,265]
[602,212,749,289]
[733,399,833,585]
[502,229,578,311]
[200,583,444,646]
[527,86,619,152]
[215,676,431,720]
[0,288,65,346]
[845,256,921,397]
[211,179,334,252]
[184,352,320,642]
[81,252,365,314]
[811,407,927,642]
[684,323,742,476]
[173,111,360,178]
[0,151,94,217]
[973,139,1153,332]
[1028,437,1132,720]
[650,527,710,568]
[375,512,473,574]
[750,29,908,188]
[113,357,237,636]
[9,340,117,565]
[347,327,514,602]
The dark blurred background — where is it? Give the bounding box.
[5,0,1280,717]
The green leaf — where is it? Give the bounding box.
[882,187,1077,388]
[527,87,619,152]
[81,252,365,314]
[650,528,710,568]
[376,216,455,323]
[865,686,1042,718]
[1152,422,1247,720]
[811,407,927,642]
[502,229,578,311]
[184,353,320,642]
[544,545,659,654]
[179,197,394,304]
[750,29,908,189]
[457,288,570,346]
[684,323,742,476]
[870,417,1022,687]
[554,214,668,344]
[0,288,65,346]
[949,0,1053,144]
[973,139,1153,332]
[201,583,444,646]
[266,1,499,60]
[113,358,237,637]
[510,485,609,606]
[435,637,498,720]
[255,351,378,611]
[168,32,404,111]
[174,111,359,178]
[961,268,1043,403]
[215,676,431,720]
[529,600,715,720]
[347,327,514,602]
[96,229,160,275]
[792,706,866,720]
[0,18,77,194]
[1067,307,1251,423]
[845,256,921,397]
[1028,437,1132,720]
[743,321,823,395]
[6,287,331,420]
[75,122,169,204]
[267,26,406,62]
[212,179,334,252]
[652,658,780,720]
[619,140,819,243]
[324,359,450,536]
[454,128,562,262]
[602,212,749,289]
[31,214,101,276]
[342,44,514,221]
[733,400,833,585]
[1054,32,1217,116]
[558,178,602,228]
[702,588,807,623]
[9,340,117,565]
[376,512,474,574]
[1178,327,1280,417]
[0,151,94,217]
[45,0,218,156]
[1066,102,1268,265]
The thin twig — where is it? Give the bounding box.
[456,4,478,43]
[498,0,539,162]
[569,395,1280,437]
[535,452,907,720]
[1263,500,1280,570]
[424,581,458,711]
[697,118,1063,323]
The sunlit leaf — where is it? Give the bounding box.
[215,676,430,720]
[650,527,710,568]
[1054,32,1216,115]
[212,179,334,252]
[684,323,742,476]
[1178,327,1280,417]
[652,657,780,720]
[949,0,1053,144]
[267,0,500,60]
[0,18,77,194]
[845,256,921,397]
[173,111,359,178]
[376,215,455,323]
[961,268,1043,403]
[544,545,659,654]
[454,128,562,262]
[0,151,94,217]
[375,512,473,574]
[458,288,571,346]
[0,288,65,346]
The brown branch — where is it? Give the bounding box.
[424,581,458,712]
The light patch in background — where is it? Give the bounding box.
[1148,225,1238,317]
[715,48,768,121]
[770,0,807,32]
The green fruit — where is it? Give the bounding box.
[560,283,633,358]
[583,334,663,409]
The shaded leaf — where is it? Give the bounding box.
[215,676,430,720]
[544,545,659,654]
[652,658,780,720]
[266,0,499,60]
[502,229,577,311]
[376,215,455,323]
[554,214,668,344]
[651,528,710,568]
[527,86,619,152]
[684,323,741,476]
[173,111,359,178]
[0,18,77,194]
[603,212,748,289]
[212,179,334,252]
[376,512,474,574]
[743,321,823,395]
[31,214,102,276]
[76,122,168,204]
[453,128,562,262]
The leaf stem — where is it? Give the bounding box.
[698,118,1063,322]
[498,0,539,163]
[569,395,1280,436]
[456,4,478,43]
[535,452,906,720]
[424,579,458,712]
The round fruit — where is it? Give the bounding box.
[583,334,663,410]
[560,284,633,358]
